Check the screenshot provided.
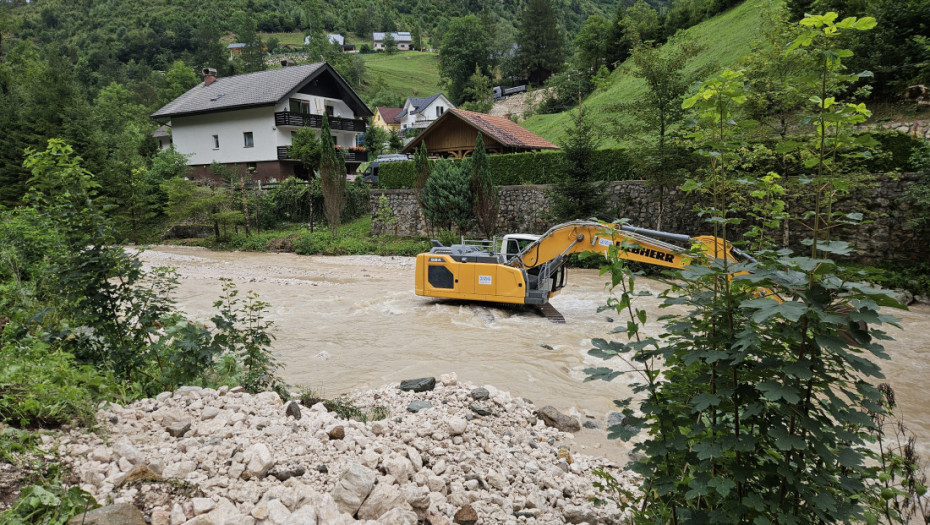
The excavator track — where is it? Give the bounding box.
[536,303,565,323]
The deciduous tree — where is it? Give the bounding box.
[439,15,492,104]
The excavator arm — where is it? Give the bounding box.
[414,220,746,308]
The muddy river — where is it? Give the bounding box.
[136,246,930,462]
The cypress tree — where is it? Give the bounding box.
[319,115,346,237]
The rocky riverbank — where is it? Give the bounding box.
[57,374,638,524]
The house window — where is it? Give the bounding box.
[436,106,444,118]
[289,98,310,114]
[212,135,219,149]
[325,105,334,116]
[243,132,254,148]
[332,135,338,146]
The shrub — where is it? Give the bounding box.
[420,160,474,234]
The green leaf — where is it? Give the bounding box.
[691,393,721,411]
[759,381,801,403]
[708,477,737,497]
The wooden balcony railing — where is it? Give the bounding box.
[274,112,366,132]
[277,146,368,163]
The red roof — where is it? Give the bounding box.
[376,106,403,123]
[445,109,559,150]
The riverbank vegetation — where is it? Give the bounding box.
[585,12,930,523]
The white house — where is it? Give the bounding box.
[395,93,454,133]
[151,62,372,181]
[372,32,412,51]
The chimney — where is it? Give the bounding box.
[281,59,295,67]
[202,68,217,86]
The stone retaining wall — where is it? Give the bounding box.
[370,173,930,264]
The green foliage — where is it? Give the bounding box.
[210,278,282,395]
[378,149,634,188]
[439,15,492,104]
[516,0,565,86]
[373,194,399,235]
[549,109,608,221]
[290,127,322,175]
[292,216,429,256]
[420,160,474,234]
[321,116,347,237]
[0,338,118,428]
[587,13,910,524]
[0,465,98,525]
[323,397,390,422]
[460,64,494,112]
[471,134,499,238]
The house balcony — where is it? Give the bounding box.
[274,112,366,132]
[277,146,368,163]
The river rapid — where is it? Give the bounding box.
[136,246,930,463]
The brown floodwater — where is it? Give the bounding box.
[136,246,930,462]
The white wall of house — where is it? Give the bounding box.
[170,95,361,166]
[398,95,452,130]
[172,107,279,165]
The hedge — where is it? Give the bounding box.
[378,149,635,188]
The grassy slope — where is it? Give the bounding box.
[522,0,780,147]
[357,52,443,100]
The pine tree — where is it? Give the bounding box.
[516,0,565,85]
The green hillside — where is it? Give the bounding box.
[358,52,443,101]
[522,0,780,147]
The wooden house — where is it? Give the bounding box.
[400,109,559,158]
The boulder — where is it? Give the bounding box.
[398,377,436,392]
[243,443,275,479]
[357,482,408,520]
[285,401,302,420]
[538,406,580,432]
[470,387,489,401]
[332,463,376,516]
[453,504,478,525]
[166,421,191,438]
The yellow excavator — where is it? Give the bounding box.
[414,220,755,321]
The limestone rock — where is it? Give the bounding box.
[447,417,467,436]
[357,482,408,520]
[332,463,376,516]
[166,421,191,438]
[243,443,275,479]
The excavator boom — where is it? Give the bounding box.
[414,221,743,308]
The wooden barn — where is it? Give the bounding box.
[400,109,559,158]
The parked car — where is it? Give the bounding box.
[361,154,412,185]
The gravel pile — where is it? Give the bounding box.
[57,374,638,524]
